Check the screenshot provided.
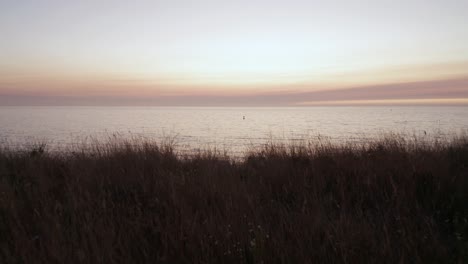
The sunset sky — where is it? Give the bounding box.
[1,0,468,106]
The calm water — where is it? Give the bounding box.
[1,106,467,154]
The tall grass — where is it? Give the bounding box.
[0,136,467,263]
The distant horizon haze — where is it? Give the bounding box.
[2,77,468,106]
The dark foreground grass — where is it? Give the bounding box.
[1,137,468,263]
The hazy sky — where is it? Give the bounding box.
[1,0,468,106]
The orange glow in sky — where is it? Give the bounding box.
[1,1,468,105]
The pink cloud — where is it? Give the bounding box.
[1,76,467,106]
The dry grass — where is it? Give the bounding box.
[0,136,468,263]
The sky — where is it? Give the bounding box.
[1,0,468,106]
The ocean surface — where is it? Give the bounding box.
[1,106,467,154]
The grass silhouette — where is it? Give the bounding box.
[0,135,467,263]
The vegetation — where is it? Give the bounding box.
[1,136,468,263]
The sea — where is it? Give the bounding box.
[1,106,467,155]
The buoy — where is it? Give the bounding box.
[243,116,245,120]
